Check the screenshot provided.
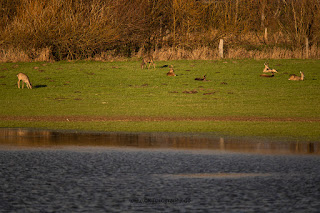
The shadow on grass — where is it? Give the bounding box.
[34,85,47,88]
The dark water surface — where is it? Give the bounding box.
[0,128,319,212]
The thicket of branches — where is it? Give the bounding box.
[0,0,320,61]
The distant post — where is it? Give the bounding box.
[305,37,309,59]
[264,27,268,42]
[219,137,225,150]
[219,39,224,58]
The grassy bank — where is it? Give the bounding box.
[0,59,319,141]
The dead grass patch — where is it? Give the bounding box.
[0,47,31,62]
[0,47,53,62]
[0,45,320,62]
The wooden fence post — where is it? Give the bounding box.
[219,39,224,58]
[219,137,225,150]
[305,37,309,59]
[264,27,268,42]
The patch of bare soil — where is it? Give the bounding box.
[0,116,319,122]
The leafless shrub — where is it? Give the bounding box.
[0,0,319,61]
[0,47,30,62]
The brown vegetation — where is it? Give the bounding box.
[1,0,320,62]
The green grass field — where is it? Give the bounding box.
[0,59,319,141]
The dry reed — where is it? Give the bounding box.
[0,0,320,62]
[1,45,319,62]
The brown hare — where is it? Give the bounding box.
[195,75,207,81]
[17,73,32,89]
[288,71,304,81]
[260,73,274,77]
[167,66,176,76]
[263,62,278,73]
[141,55,155,69]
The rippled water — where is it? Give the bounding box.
[0,128,319,212]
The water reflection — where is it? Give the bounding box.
[0,128,318,155]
